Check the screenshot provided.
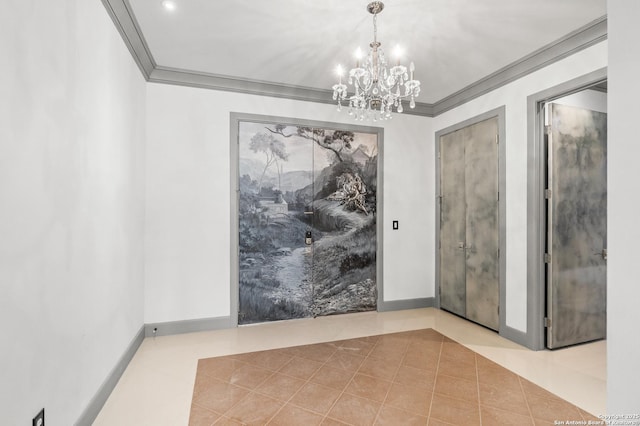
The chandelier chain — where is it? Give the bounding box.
[373,12,378,44]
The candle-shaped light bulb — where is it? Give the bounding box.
[355,47,364,67]
[336,65,344,84]
[409,61,415,80]
[393,45,403,65]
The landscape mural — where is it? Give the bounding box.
[237,120,379,324]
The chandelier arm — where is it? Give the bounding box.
[353,76,374,94]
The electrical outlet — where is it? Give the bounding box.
[33,408,44,426]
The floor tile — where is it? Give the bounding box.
[327,393,381,426]
[287,342,338,363]
[436,355,478,381]
[320,417,351,426]
[336,337,376,357]
[288,382,342,415]
[375,405,428,425]
[344,373,392,402]
[394,364,436,391]
[309,364,353,391]
[478,381,530,416]
[480,405,535,426]
[384,382,432,417]
[358,355,400,381]
[327,350,366,372]
[234,349,293,371]
[402,346,441,371]
[223,392,284,425]
[278,356,323,380]
[191,375,250,414]
[434,373,478,402]
[526,393,584,423]
[188,403,221,426]
[429,392,481,425]
[254,372,306,402]
[267,403,324,425]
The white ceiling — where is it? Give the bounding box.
[126,0,606,105]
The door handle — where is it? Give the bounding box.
[593,248,607,261]
[457,242,473,250]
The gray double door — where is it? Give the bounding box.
[545,102,607,349]
[439,117,500,331]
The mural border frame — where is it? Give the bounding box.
[229,112,384,327]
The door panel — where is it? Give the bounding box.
[238,122,314,324]
[465,119,500,331]
[440,131,467,317]
[546,103,607,349]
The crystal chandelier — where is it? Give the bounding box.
[332,1,421,120]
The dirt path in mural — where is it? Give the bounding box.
[271,246,313,311]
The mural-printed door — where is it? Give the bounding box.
[545,103,607,349]
[439,117,500,331]
[237,121,379,325]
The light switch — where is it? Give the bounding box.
[392,220,399,230]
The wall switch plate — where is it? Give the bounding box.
[33,408,44,426]
[392,220,399,230]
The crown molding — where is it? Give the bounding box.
[101,0,606,118]
[148,66,436,117]
[432,15,608,116]
[101,0,155,78]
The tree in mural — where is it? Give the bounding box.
[266,124,355,163]
[249,132,288,193]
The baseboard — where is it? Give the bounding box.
[500,324,532,349]
[74,325,145,426]
[145,315,234,337]
[378,297,435,312]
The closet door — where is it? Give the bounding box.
[439,130,467,318]
[439,117,500,331]
[464,118,499,331]
[546,103,607,348]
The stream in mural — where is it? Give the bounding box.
[237,121,379,324]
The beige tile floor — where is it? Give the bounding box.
[93,308,606,425]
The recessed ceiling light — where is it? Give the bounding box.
[161,0,176,11]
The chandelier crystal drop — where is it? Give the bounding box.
[332,1,420,121]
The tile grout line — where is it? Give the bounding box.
[370,335,412,424]
[321,336,384,424]
[269,345,339,424]
[220,357,279,424]
[475,353,482,425]
[517,375,537,425]
[426,333,444,425]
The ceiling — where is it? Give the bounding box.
[113,0,607,114]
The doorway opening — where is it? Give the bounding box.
[526,69,607,350]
